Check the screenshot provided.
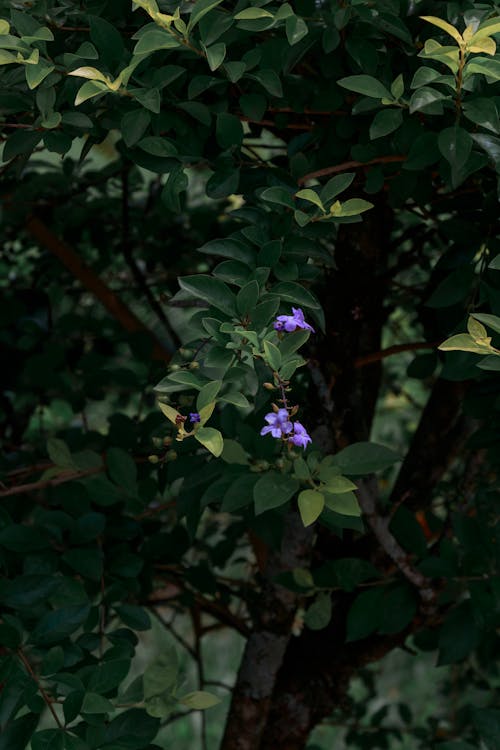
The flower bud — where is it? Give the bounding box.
[166,450,178,461]
[163,436,173,447]
[188,361,200,370]
[152,437,163,448]
[263,382,276,390]
[170,364,180,371]
[148,454,160,464]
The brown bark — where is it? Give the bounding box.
[220,514,312,750]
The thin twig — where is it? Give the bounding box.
[17,649,63,729]
[298,155,406,185]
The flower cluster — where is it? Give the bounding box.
[260,409,312,450]
[274,307,315,333]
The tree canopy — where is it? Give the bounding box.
[1,1,500,749]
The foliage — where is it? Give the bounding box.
[1,1,500,749]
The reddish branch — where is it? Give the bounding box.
[25,216,172,363]
[0,465,102,498]
[298,155,406,185]
[355,340,438,368]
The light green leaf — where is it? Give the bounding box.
[158,402,183,425]
[75,80,108,106]
[471,312,500,334]
[68,66,110,83]
[319,470,357,494]
[295,188,325,211]
[234,8,274,20]
[438,333,493,354]
[179,691,221,709]
[324,491,361,516]
[205,42,226,71]
[134,29,181,54]
[195,427,224,457]
[304,592,332,630]
[263,340,282,371]
[298,489,325,526]
[26,60,55,90]
[468,316,488,340]
[331,198,374,217]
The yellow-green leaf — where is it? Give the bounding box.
[295,189,325,212]
[324,491,361,517]
[420,15,463,44]
[179,691,221,709]
[158,401,182,424]
[469,37,496,55]
[68,66,110,84]
[298,490,325,527]
[467,316,488,341]
[194,427,224,457]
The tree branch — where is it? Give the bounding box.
[25,216,172,363]
[298,155,406,185]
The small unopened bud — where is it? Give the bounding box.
[166,450,177,462]
[175,414,187,425]
[148,455,160,464]
[152,437,163,448]
[163,436,173,447]
[170,364,180,371]
[290,405,299,417]
[263,382,276,390]
[271,403,280,413]
[188,361,199,370]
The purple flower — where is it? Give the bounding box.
[288,422,312,450]
[260,408,293,438]
[273,307,315,333]
[189,412,201,423]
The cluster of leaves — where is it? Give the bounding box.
[1,1,500,749]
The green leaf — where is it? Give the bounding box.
[318,469,357,493]
[221,439,249,464]
[121,109,151,148]
[293,456,310,481]
[338,75,391,99]
[304,592,332,629]
[331,198,374,217]
[81,693,114,714]
[75,80,108,106]
[218,391,250,408]
[144,648,178,700]
[438,126,473,188]
[115,604,151,630]
[438,333,492,354]
[463,98,500,135]
[32,730,65,750]
[187,0,224,31]
[197,380,222,410]
[263,340,282,370]
[205,42,226,71]
[369,108,403,139]
[134,29,181,54]
[253,472,299,514]
[286,15,308,45]
[324,491,361,516]
[347,587,384,641]
[408,86,447,114]
[216,112,243,149]
[295,188,324,211]
[319,173,355,205]
[195,427,224,456]
[298,490,325,526]
[47,437,74,468]
[477,355,500,371]
[271,282,321,309]
[25,60,55,90]
[279,329,310,357]
[331,442,401,474]
[237,280,260,316]
[3,130,42,161]
[179,690,221,709]
[30,605,90,646]
[438,602,479,665]
[234,8,274,20]
[465,56,500,82]
[251,69,283,97]
[260,186,295,209]
[471,312,500,334]
[179,275,237,316]
[138,136,177,157]
[107,447,137,488]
